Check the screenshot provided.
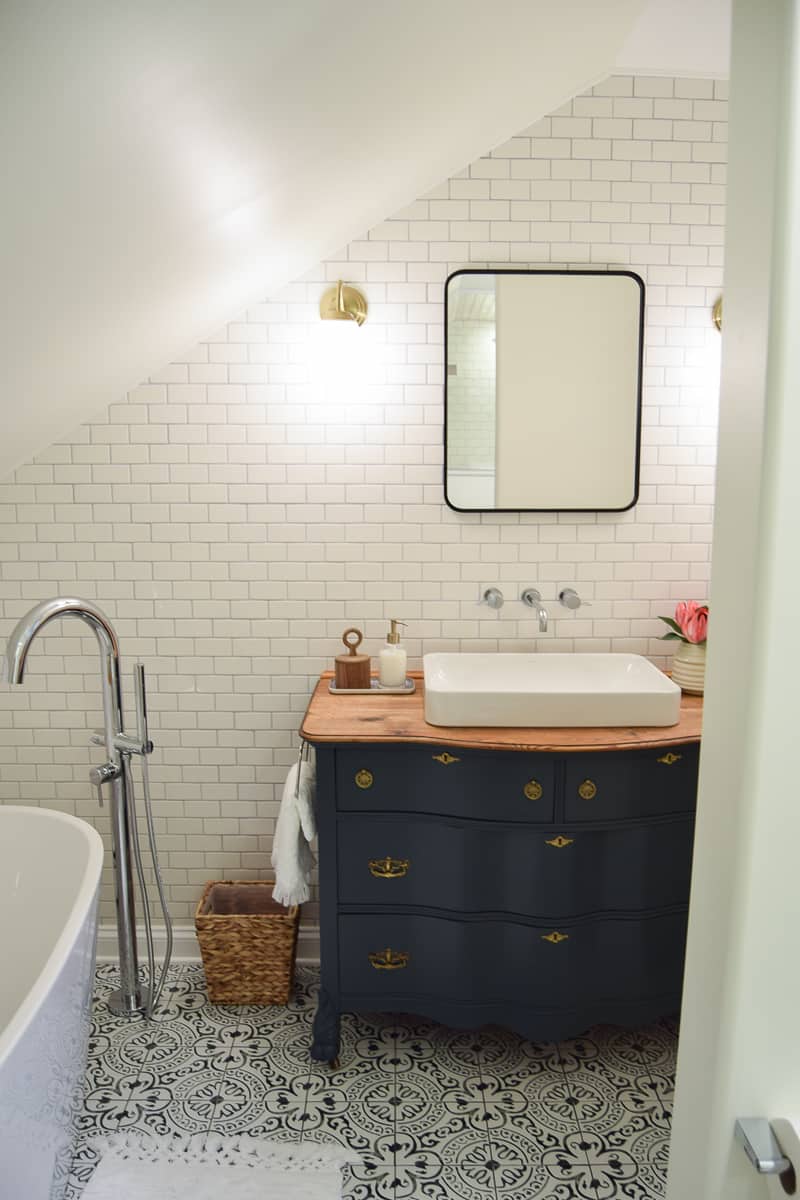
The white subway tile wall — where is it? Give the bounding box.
[0,76,724,925]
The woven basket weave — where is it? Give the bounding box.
[195,880,299,1005]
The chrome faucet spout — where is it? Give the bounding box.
[5,596,120,684]
[520,587,549,633]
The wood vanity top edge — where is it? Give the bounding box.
[300,672,702,753]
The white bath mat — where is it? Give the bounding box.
[83,1133,350,1199]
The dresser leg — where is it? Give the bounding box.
[311,987,340,1063]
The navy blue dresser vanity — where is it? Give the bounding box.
[301,673,702,1063]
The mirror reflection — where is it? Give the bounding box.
[444,270,644,512]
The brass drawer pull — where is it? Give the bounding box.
[524,779,543,801]
[368,947,410,970]
[432,752,460,765]
[657,752,682,765]
[545,835,574,849]
[369,857,410,879]
[541,931,569,944]
[578,778,597,800]
[355,769,374,789]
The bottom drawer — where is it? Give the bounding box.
[339,911,688,1008]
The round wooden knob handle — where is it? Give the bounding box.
[342,628,363,656]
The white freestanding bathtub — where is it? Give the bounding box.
[0,807,103,1200]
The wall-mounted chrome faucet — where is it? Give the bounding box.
[4,597,172,1018]
[521,588,548,632]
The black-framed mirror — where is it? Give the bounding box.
[444,269,645,512]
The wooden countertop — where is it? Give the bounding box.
[300,671,703,753]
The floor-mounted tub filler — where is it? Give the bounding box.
[0,806,102,1200]
[4,597,173,1019]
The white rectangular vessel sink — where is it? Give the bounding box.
[423,653,681,728]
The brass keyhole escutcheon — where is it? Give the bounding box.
[578,779,597,800]
[355,769,374,789]
[524,779,543,801]
[432,752,460,765]
[657,752,682,766]
[542,931,569,944]
[545,835,574,849]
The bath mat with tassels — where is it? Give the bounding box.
[82,1133,351,1199]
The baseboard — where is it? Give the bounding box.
[96,922,321,966]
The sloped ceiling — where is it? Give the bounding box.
[0,0,651,479]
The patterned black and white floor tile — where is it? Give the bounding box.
[66,964,678,1199]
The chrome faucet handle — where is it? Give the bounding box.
[558,588,589,610]
[482,587,505,610]
[89,760,119,807]
[89,730,105,747]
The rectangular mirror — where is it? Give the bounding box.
[444,269,644,512]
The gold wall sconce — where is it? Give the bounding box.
[713,295,723,331]
[320,280,368,326]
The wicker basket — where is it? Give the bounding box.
[195,880,299,1005]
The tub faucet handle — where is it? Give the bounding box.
[89,760,119,807]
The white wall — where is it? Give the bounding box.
[0,74,726,928]
[615,0,731,79]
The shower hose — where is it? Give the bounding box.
[122,728,174,1019]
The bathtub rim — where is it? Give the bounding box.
[0,805,104,1071]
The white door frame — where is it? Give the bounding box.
[667,1,800,1196]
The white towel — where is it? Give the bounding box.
[271,756,316,907]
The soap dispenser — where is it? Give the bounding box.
[378,619,408,688]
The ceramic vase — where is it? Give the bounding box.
[671,641,706,694]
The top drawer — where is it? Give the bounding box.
[335,745,556,823]
[564,743,699,821]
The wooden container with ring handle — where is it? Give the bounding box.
[334,628,371,689]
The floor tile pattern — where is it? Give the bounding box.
[66,964,677,1199]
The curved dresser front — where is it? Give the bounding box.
[301,673,702,1063]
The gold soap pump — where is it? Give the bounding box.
[378,618,407,688]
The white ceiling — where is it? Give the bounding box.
[0,0,728,480]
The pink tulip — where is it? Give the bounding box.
[684,607,708,644]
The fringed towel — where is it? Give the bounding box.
[83,1133,349,1199]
